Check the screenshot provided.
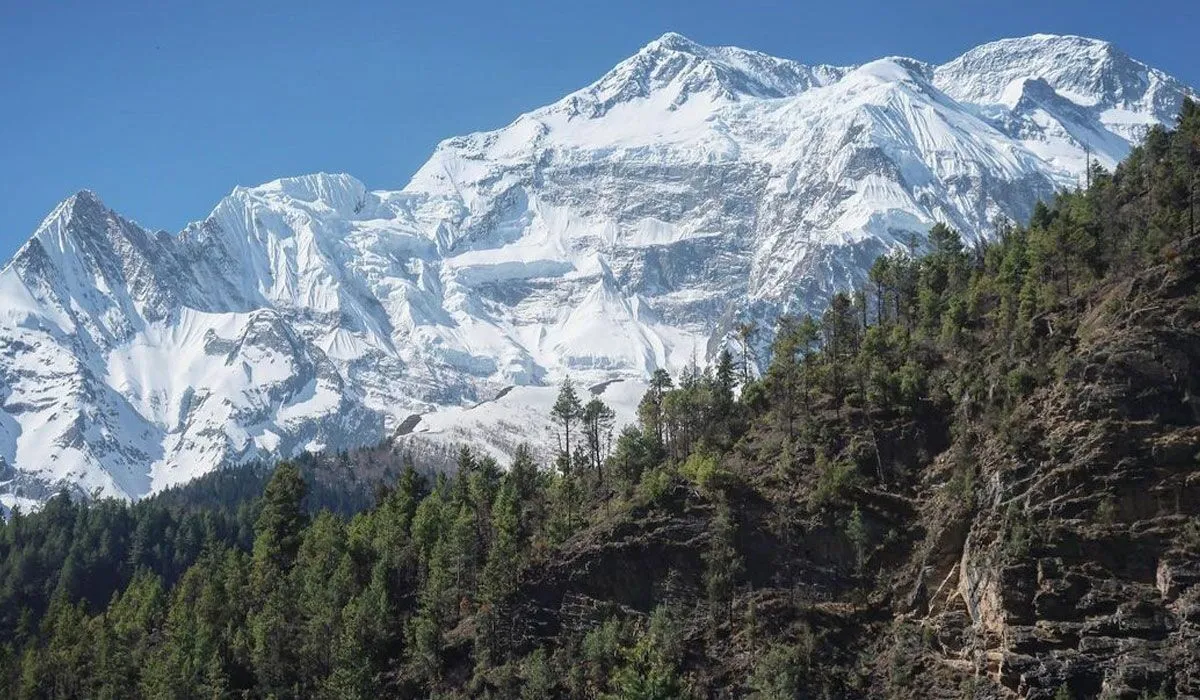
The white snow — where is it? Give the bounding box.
[0,32,1193,502]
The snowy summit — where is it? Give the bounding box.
[0,33,1194,505]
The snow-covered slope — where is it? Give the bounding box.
[0,33,1193,502]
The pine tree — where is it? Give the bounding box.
[410,485,446,564]
[520,647,556,699]
[638,369,674,447]
[789,315,818,414]
[714,348,737,416]
[38,596,90,699]
[704,500,743,631]
[748,644,804,700]
[509,444,544,543]
[252,463,309,582]
[821,294,858,415]
[323,563,388,698]
[610,425,656,489]
[294,511,354,693]
[869,255,893,324]
[478,476,522,664]
[582,397,617,482]
[846,505,869,574]
[95,569,165,696]
[736,321,757,386]
[251,574,301,695]
[447,503,480,606]
[551,378,584,473]
[767,315,803,439]
[602,612,682,700]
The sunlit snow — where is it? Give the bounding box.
[0,33,1193,502]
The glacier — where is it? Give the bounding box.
[0,32,1194,502]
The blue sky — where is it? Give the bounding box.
[2,0,1197,259]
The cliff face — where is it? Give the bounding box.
[464,239,1200,697]
[909,234,1200,698]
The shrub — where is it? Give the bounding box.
[809,456,860,510]
[748,644,803,699]
[1002,502,1034,560]
[680,451,730,493]
[1006,365,1036,399]
[636,467,674,505]
[845,505,869,573]
[945,459,976,509]
[520,648,555,700]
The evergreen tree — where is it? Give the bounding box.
[509,444,544,543]
[767,315,803,438]
[602,611,682,700]
[638,369,674,447]
[252,463,309,581]
[736,321,757,386]
[714,348,737,417]
[478,476,522,663]
[610,425,657,489]
[293,511,354,693]
[520,647,556,700]
[582,397,617,482]
[822,293,860,414]
[551,378,584,473]
[704,500,743,630]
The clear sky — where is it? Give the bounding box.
[2,0,1197,259]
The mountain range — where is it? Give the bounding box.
[0,32,1194,506]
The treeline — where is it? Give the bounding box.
[0,100,1196,699]
[0,451,387,661]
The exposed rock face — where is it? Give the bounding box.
[458,236,1200,699]
[932,244,1200,698]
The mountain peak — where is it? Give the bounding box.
[643,31,706,55]
[932,33,1162,109]
[24,189,111,248]
[66,189,106,208]
[558,32,844,118]
[1,32,1195,506]
[971,33,1128,68]
[49,189,110,225]
[240,172,371,217]
[997,32,1109,45]
[849,57,932,86]
[249,172,365,198]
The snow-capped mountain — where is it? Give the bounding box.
[0,33,1193,504]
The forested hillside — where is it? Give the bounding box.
[2,101,1199,699]
[0,444,414,661]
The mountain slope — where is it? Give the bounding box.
[4,110,1200,697]
[0,33,1194,503]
